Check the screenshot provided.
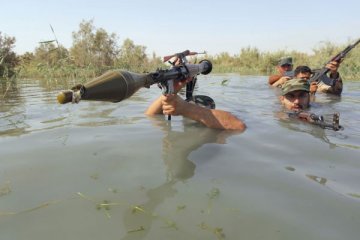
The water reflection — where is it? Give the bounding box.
[0,78,145,136]
[275,111,338,148]
[76,104,144,127]
[0,78,27,136]
[312,93,342,105]
[120,117,239,240]
[1,77,19,100]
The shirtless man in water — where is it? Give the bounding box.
[145,78,246,131]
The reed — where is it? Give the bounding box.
[18,42,360,81]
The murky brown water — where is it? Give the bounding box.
[1,75,359,240]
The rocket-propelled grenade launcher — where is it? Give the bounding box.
[57,51,212,104]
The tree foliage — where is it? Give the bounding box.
[116,38,148,71]
[70,19,119,68]
[0,32,19,78]
[34,42,69,67]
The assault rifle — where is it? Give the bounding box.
[310,39,360,86]
[57,51,212,108]
[287,111,342,131]
[163,49,206,63]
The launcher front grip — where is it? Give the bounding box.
[57,90,82,104]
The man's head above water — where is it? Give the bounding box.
[280,78,310,111]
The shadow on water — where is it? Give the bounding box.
[120,117,240,240]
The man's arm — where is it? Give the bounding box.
[328,62,343,94]
[268,74,282,85]
[161,94,246,131]
[145,96,163,115]
[272,76,291,87]
[330,73,343,95]
[145,77,193,115]
[319,61,343,95]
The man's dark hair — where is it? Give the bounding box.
[294,66,312,76]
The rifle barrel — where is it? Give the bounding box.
[310,38,360,84]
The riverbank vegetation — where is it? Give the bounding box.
[1,20,360,82]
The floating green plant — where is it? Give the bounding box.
[90,173,99,180]
[77,192,125,219]
[76,192,179,231]
[107,187,118,194]
[96,200,111,211]
[285,166,296,171]
[131,205,146,214]
[221,79,229,86]
[176,205,186,212]
[199,222,226,240]
[207,187,220,200]
[306,175,327,185]
[127,226,145,233]
[205,187,221,214]
[161,220,178,230]
[0,199,63,217]
[0,181,11,197]
[348,193,360,198]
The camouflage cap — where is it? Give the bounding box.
[282,78,310,95]
[278,57,293,66]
